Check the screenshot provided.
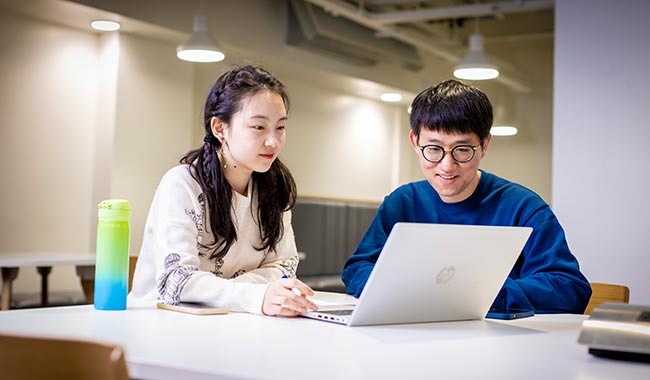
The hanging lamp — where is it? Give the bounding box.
[491,103,518,136]
[453,17,499,80]
[176,9,225,63]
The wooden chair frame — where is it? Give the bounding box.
[0,333,129,380]
[584,282,630,315]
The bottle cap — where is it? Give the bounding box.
[98,199,131,221]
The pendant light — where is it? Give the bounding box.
[453,17,499,81]
[176,3,225,63]
[491,103,518,137]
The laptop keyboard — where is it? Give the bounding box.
[318,309,353,316]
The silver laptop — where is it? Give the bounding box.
[302,222,532,326]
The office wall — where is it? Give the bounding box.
[0,10,97,293]
[554,0,650,304]
[110,32,194,253]
[0,10,97,253]
[0,10,194,295]
[277,78,403,201]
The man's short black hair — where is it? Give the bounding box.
[409,80,493,144]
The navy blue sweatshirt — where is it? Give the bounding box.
[342,170,591,314]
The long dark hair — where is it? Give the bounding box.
[180,64,297,261]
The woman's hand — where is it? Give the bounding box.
[262,278,318,317]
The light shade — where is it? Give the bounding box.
[176,14,225,63]
[491,125,518,136]
[453,34,499,80]
[380,93,402,102]
[491,103,518,136]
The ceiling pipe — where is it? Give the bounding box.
[303,0,536,93]
[304,0,460,62]
[368,0,555,25]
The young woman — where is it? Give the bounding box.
[129,64,317,316]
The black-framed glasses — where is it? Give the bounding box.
[417,144,479,163]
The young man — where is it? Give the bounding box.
[342,80,591,314]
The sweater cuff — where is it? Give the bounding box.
[181,274,269,315]
[236,282,268,315]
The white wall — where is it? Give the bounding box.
[554,0,650,304]
[279,79,402,201]
[482,88,554,203]
[0,9,193,295]
[0,10,97,252]
[0,10,98,293]
[110,32,194,253]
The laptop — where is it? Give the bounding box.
[302,222,533,326]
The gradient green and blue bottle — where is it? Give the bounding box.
[94,199,130,310]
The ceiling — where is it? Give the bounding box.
[0,0,555,97]
[297,0,555,92]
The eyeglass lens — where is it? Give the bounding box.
[422,145,476,163]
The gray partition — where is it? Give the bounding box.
[291,198,378,291]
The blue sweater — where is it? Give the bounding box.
[342,170,591,314]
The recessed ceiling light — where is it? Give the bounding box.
[380,93,402,102]
[91,20,121,32]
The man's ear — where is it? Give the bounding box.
[409,130,420,151]
[481,133,492,158]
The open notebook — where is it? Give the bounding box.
[301,222,532,326]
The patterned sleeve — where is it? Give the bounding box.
[157,253,197,304]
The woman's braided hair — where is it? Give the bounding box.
[180,64,296,261]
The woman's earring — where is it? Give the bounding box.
[219,148,227,169]
[220,145,236,170]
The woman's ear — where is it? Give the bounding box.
[210,117,226,142]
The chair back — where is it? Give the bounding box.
[128,255,138,293]
[584,282,630,315]
[0,333,129,380]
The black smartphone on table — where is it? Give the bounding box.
[485,308,535,320]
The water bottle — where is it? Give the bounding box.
[94,199,131,310]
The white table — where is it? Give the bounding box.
[0,253,96,310]
[0,292,648,380]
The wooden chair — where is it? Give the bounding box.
[0,333,129,380]
[128,255,138,293]
[584,282,630,315]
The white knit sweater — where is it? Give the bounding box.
[128,165,299,314]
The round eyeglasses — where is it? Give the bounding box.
[417,144,479,163]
